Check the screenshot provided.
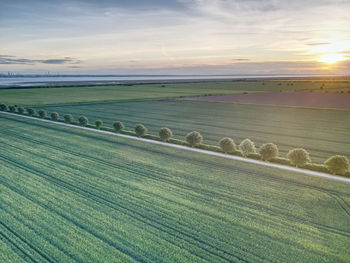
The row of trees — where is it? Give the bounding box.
[117,123,349,175]
[1,103,349,176]
[217,137,349,175]
[0,105,95,127]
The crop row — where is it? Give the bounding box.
[0,139,279,262]
[4,129,349,243]
[1,116,349,262]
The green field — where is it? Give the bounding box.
[1,80,349,106]
[36,100,350,163]
[1,113,350,262]
[0,82,262,106]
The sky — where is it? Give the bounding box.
[0,0,350,75]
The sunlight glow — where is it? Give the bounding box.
[310,39,349,54]
[310,38,349,65]
[317,53,346,64]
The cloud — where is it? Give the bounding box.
[0,55,81,65]
[306,42,331,46]
[180,0,278,14]
[181,0,349,13]
[232,58,250,61]
[1,0,349,74]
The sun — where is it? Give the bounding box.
[317,53,346,64]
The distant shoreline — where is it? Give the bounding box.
[1,73,350,77]
[1,74,349,87]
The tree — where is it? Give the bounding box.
[287,148,311,167]
[113,121,125,132]
[259,143,278,161]
[135,124,147,137]
[159,127,173,141]
[0,104,8,111]
[39,109,47,118]
[219,137,235,153]
[18,107,25,114]
[51,112,59,121]
[239,139,256,157]
[78,116,88,126]
[186,131,203,147]
[324,155,350,175]
[27,108,36,116]
[95,120,103,129]
[9,106,17,112]
[64,114,73,123]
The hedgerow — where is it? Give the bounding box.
[324,155,350,175]
[27,108,36,116]
[259,143,279,161]
[64,114,73,123]
[239,139,256,157]
[79,116,88,126]
[18,107,25,114]
[95,120,103,129]
[135,124,147,137]
[159,127,173,142]
[0,104,8,111]
[113,121,125,132]
[39,110,47,118]
[270,157,291,166]
[219,137,236,153]
[186,131,203,147]
[51,112,59,121]
[287,148,311,167]
[247,152,262,160]
[9,106,17,112]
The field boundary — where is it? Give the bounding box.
[1,110,350,183]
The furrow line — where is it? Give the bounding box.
[2,134,349,240]
[0,206,82,263]
[0,151,340,263]
[0,221,56,263]
[0,155,248,263]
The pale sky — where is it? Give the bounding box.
[1,0,350,74]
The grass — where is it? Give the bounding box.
[1,113,350,262]
[1,80,350,106]
[35,99,350,163]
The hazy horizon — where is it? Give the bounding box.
[1,0,349,75]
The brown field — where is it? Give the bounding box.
[183,92,350,109]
